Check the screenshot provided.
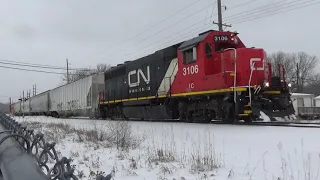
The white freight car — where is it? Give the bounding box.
[21,99,31,115]
[29,91,50,115]
[49,73,104,118]
[12,101,21,115]
[315,96,320,107]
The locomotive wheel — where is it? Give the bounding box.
[224,105,236,123]
[203,110,214,123]
[243,116,253,123]
[186,112,194,123]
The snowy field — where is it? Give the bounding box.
[11,115,320,180]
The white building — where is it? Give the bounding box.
[315,95,320,107]
[290,93,315,115]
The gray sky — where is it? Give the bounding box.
[0,0,319,103]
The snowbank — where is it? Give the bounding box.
[13,116,320,180]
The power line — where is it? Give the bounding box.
[0,59,91,71]
[0,59,66,69]
[0,65,67,74]
[224,0,289,20]
[0,61,70,70]
[229,0,319,24]
[0,95,20,99]
[109,0,263,62]
[92,0,204,60]
[127,23,212,61]
[126,0,259,58]
[204,0,213,25]
[107,2,217,59]
[93,0,262,62]
[225,0,314,22]
[208,0,217,25]
[227,0,260,9]
[124,18,213,59]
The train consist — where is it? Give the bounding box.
[11,30,295,123]
[98,30,295,122]
[11,74,104,118]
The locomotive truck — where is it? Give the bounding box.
[98,30,295,123]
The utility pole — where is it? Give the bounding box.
[213,0,231,31]
[22,91,25,118]
[9,97,11,114]
[33,84,37,96]
[66,58,70,84]
[296,63,299,92]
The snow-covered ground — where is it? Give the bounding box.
[12,116,320,180]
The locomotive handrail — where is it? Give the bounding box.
[223,48,237,103]
[249,62,255,106]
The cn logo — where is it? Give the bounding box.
[128,66,150,88]
[250,58,265,71]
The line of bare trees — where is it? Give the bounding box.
[267,51,320,95]
[61,63,111,83]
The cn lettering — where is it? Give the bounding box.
[128,66,150,88]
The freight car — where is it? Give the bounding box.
[11,73,104,118]
[49,73,104,118]
[98,30,295,122]
[30,91,50,115]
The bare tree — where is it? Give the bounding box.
[295,52,319,92]
[62,63,111,84]
[96,63,111,72]
[303,73,320,96]
[267,51,296,82]
[267,51,319,93]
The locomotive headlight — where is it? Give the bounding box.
[288,83,292,87]
[264,82,269,87]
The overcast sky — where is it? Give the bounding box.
[0,0,319,103]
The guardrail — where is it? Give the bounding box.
[0,112,78,180]
[298,107,320,115]
[298,107,320,119]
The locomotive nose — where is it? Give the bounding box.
[234,48,267,87]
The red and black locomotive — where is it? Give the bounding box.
[98,30,295,123]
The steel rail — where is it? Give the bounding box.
[69,117,320,128]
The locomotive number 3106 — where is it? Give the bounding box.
[183,65,199,76]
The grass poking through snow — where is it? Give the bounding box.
[19,120,224,180]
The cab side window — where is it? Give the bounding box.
[183,47,197,64]
[205,43,212,58]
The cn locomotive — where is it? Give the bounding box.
[98,30,295,123]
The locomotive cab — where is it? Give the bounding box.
[174,30,294,122]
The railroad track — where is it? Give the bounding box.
[66,116,320,128]
[211,121,320,128]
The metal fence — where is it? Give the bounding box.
[0,112,77,180]
[298,107,320,118]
